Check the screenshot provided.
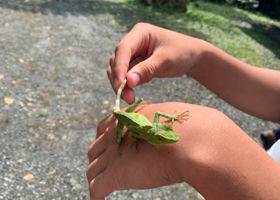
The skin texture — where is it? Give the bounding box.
[107,23,206,104]
[88,23,280,199]
[87,103,280,200]
[107,23,280,122]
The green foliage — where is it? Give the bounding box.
[201,0,227,3]
[117,0,280,70]
[258,0,280,19]
[202,0,258,10]
[202,0,280,19]
[233,0,259,11]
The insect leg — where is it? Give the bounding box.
[116,122,124,144]
[128,131,141,151]
[153,112,177,123]
[153,111,189,123]
[125,98,143,113]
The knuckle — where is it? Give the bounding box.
[106,66,112,77]
[86,166,92,182]
[87,145,93,159]
[139,63,155,83]
[97,118,106,132]
[109,54,115,66]
[133,22,149,30]
[89,178,94,188]
[86,165,90,176]
[96,115,113,137]
[89,179,96,193]
[114,43,122,54]
[89,179,104,199]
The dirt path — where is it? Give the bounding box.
[0,0,276,199]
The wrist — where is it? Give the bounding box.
[185,39,213,76]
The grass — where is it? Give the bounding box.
[115,0,280,70]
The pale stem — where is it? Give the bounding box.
[114,78,127,112]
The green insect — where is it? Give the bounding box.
[113,79,189,145]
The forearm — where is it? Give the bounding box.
[188,42,280,122]
[88,102,280,199]
[187,137,280,200]
[178,108,280,200]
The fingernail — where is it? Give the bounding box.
[130,73,140,86]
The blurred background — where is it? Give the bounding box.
[0,0,279,199]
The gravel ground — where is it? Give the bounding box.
[0,0,278,199]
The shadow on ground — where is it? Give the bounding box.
[1,0,279,58]
[241,23,280,58]
[196,1,280,59]
[0,0,209,41]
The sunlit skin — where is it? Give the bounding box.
[108,23,280,122]
[88,103,280,200]
[87,23,280,200]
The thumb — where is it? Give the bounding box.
[126,56,160,88]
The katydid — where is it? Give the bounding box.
[113,79,188,145]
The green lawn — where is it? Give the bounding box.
[116,0,280,70]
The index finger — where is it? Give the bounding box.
[96,115,115,139]
[112,23,151,91]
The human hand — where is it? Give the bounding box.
[87,103,191,200]
[87,102,279,200]
[107,23,208,104]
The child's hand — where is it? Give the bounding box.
[87,102,279,200]
[107,23,207,104]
